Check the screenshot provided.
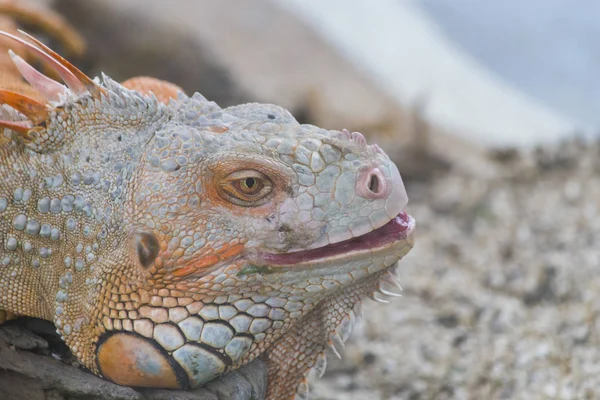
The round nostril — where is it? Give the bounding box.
[357,167,388,199]
[368,173,380,194]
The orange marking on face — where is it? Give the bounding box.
[195,254,220,268]
[173,255,219,277]
[219,244,244,260]
[171,266,195,278]
[97,333,181,388]
[170,242,245,278]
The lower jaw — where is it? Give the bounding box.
[253,212,415,271]
[246,232,414,276]
[276,235,414,272]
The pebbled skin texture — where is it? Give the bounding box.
[0,30,415,400]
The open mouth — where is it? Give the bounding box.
[260,212,415,266]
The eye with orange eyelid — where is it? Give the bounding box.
[219,170,273,206]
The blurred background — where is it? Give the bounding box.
[15,0,600,399]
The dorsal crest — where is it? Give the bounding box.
[0,30,179,154]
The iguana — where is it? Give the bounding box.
[0,7,415,400]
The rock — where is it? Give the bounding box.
[205,371,253,400]
[0,323,48,351]
[234,361,268,400]
[0,321,267,400]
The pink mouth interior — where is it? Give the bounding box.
[261,212,413,266]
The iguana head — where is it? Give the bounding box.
[133,98,413,285]
[121,94,414,389]
[0,31,414,390]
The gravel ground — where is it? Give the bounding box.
[313,140,600,400]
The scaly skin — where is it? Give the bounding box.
[0,28,415,400]
[0,0,85,322]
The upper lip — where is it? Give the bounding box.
[257,212,414,266]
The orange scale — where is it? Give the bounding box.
[97,333,182,388]
[208,125,228,134]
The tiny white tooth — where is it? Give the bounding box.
[331,332,345,349]
[338,310,356,343]
[295,378,310,400]
[382,274,402,290]
[369,293,389,304]
[328,341,342,359]
[378,287,402,297]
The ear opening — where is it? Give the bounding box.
[135,231,161,270]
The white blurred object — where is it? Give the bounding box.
[274,0,581,148]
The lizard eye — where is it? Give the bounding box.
[237,177,262,194]
[219,170,273,206]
